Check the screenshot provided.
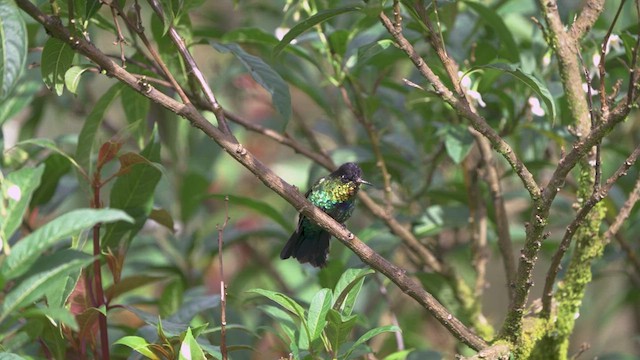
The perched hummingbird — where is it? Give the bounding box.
[280,162,371,267]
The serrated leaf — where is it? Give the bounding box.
[205,194,291,231]
[114,336,160,360]
[212,42,291,123]
[463,1,519,63]
[75,83,126,176]
[273,5,362,57]
[1,209,133,280]
[0,250,94,324]
[179,328,206,360]
[465,63,556,120]
[307,288,332,342]
[0,165,44,245]
[0,0,27,100]
[64,65,92,95]
[332,268,375,315]
[41,38,75,96]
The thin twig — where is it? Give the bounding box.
[217,197,230,360]
[338,84,394,211]
[146,0,234,136]
[378,12,541,201]
[597,0,626,120]
[374,275,405,351]
[541,145,640,316]
[464,155,489,297]
[603,177,640,244]
[108,4,127,67]
[105,0,190,104]
[15,0,486,349]
[576,50,601,193]
[471,129,516,299]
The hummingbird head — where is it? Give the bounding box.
[333,162,372,186]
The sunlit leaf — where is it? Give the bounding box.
[273,6,362,57]
[41,38,75,96]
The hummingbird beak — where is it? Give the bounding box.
[357,178,372,186]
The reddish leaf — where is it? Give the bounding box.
[97,140,122,171]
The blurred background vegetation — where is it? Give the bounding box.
[1,0,639,359]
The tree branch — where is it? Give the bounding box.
[14,0,486,350]
[568,0,606,41]
[378,11,541,202]
[541,145,640,316]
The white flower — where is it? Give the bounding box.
[275,27,296,44]
[593,34,622,67]
[582,83,598,95]
[458,71,486,108]
[528,97,545,117]
[7,185,21,201]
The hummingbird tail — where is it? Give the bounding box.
[280,226,330,268]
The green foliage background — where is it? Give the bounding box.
[1,0,639,359]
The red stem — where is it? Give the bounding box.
[92,173,110,360]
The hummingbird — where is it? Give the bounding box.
[280,162,371,267]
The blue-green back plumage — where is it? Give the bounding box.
[280,163,369,267]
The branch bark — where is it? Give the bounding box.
[14,0,487,350]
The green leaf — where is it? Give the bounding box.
[333,268,375,315]
[179,328,206,360]
[0,353,27,360]
[1,209,133,280]
[326,309,357,354]
[248,289,306,319]
[412,205,470,237]
[0,0,27,100]
[41,38,75,96]
[465,63,556,120]
[22,306,79,331]
[440,124,474,164]
[211,42,291,123]
[121,85,150,145]
[101,137,162,249]
[258,304,300,356]
[0,165,44,245]
[0,74,41,125]
[463,1,519,63]
[382,349,414,360]
[30,153,72,207]
[14,138,86,177]
[105,275,165,302]
[114,336,160,360]
[273,5,362,57]
[347,39,395,69]
[0,250,94,324]
[205,194,292,231]
[84,0,102,22]
[344,325,401,359]
[75,83,126,176]
[307,288,332,342]
[64,65,93,95]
